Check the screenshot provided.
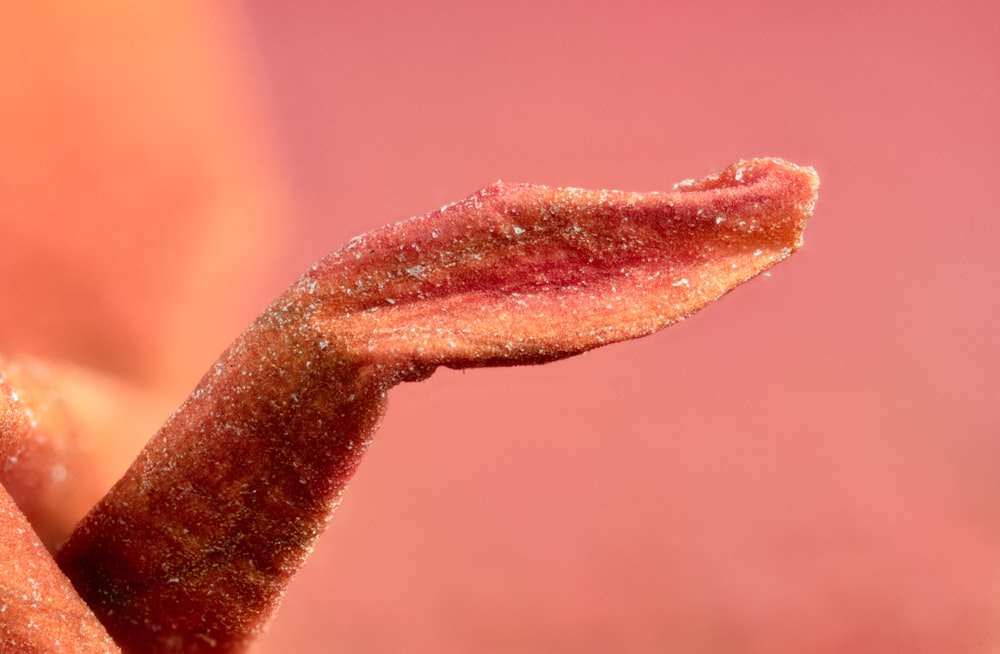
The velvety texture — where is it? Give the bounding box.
[56,160,816,652]
[1,0,997,652]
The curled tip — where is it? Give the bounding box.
[672,157,818,243]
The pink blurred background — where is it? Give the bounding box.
[3,1,999,652]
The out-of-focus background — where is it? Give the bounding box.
[2,1,998,652]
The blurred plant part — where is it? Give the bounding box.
[0,1,287,394]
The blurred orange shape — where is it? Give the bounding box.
[0,1,287,394]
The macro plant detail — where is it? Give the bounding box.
[1,158,818,653]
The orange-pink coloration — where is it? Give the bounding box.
[307,158,816,367]
[0,357,170,552]
[55,158,817,653]
[0,407,120,653]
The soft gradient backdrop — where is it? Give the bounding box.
[2,1,998,653]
